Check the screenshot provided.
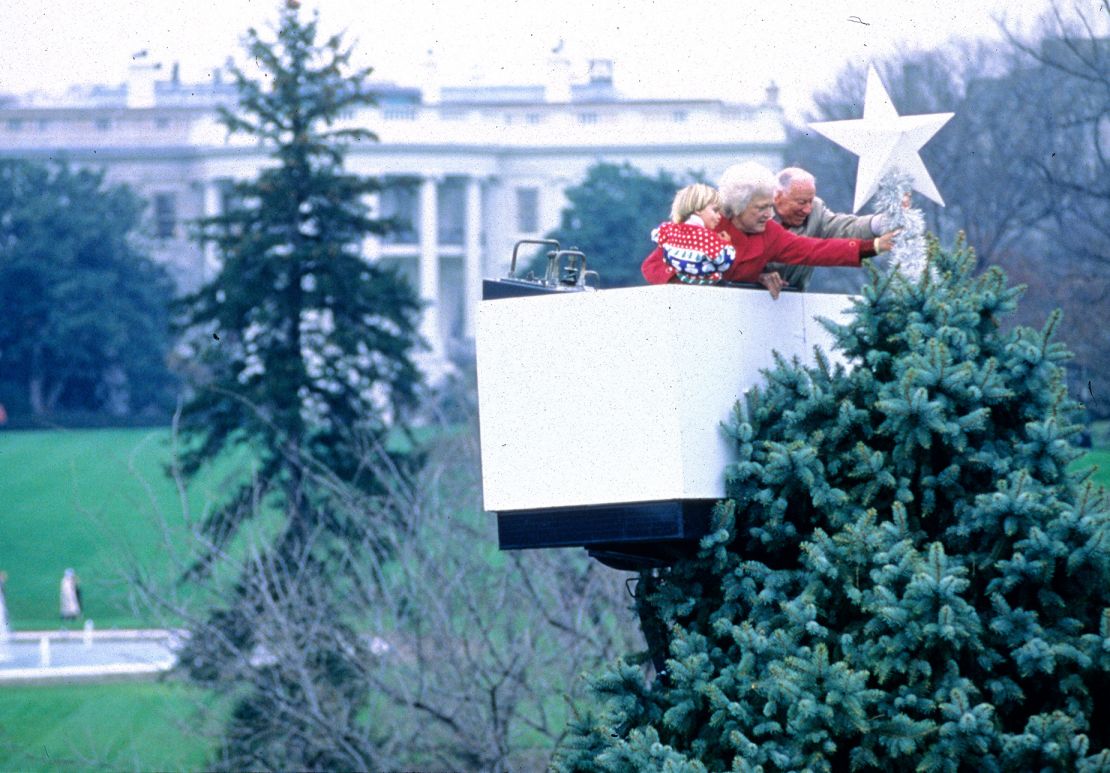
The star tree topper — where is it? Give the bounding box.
[810,66,954,212]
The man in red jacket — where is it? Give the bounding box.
[642,162,895,296]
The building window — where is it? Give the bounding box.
[6,118,23,131]
[525,113,542,124]
[437,181,465,246]
[515,188,539,233]
[672,110,688,122]
[95,118,112,130]
[37,119,50,131]
[218,179,241,216]
[379,182,419,245]
[155,117,170,129]
[153,192,177,239]
[577,113,598,125]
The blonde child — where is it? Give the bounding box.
[651,183,735,284]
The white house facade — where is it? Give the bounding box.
[0,58,786,363]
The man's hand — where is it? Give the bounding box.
[875,230,899,253]
[758,271,788,299]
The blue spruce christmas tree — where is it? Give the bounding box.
[557,222,1110,769]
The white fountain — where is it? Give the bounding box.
[0,575,180,682]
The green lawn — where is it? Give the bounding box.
[1076,448,1110,490]
[0,680,220,772]
[0,427,250,772]
[0,427,248,630]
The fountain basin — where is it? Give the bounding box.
[0,629,180,683]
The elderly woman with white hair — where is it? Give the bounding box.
[641,162,894,295]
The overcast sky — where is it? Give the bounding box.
[0,0,1074,121]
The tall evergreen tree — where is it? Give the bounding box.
[558,240,1110,771]
[175,3,422,548]
[172,4,422,768]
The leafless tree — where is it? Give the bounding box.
[788,39,1039,285]
[1002,0,1110,270]
[122,411,643,771]
[997,1,1110,417]
[786,3,1110,417]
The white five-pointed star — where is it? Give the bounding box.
[809,66,954,212]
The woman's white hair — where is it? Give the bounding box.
[718,162,777,217]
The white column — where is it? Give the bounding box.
[362,191,382,262]
[463,176,483,339]
[202,180,222,282]
[419,175,441,356]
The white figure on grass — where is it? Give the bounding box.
[60,568,82,621]
[0,570,10,657]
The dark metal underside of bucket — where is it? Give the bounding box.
[495,499,715,570]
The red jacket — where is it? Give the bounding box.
[641,218,871,284]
